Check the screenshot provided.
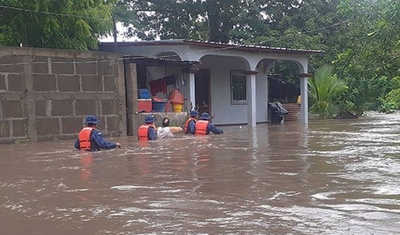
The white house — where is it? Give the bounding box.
[100,39,323,126]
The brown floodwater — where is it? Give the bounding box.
[1,112,400,235]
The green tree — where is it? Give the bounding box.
[334,0,400,114]
[308,65,347,118]
[0,0,113,50]
[125,0,204,40]
[239,0,345,88]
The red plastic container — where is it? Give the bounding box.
[138,99,152,112]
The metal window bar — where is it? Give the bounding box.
[231,70,247,105]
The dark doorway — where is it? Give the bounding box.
[268,74,299,103]
[195,69,211,114]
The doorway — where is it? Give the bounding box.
[195,69,211,114]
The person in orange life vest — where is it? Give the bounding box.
[195,112,224,135]
[74,115,121,151]
[184,110,199,134]
[138,114,157,140]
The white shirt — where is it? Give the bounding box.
[157,127,174,138]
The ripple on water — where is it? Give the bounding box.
[110,185,165,190]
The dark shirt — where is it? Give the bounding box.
[187,119,196,134]
[75,129,117,151]
[148,126,157,140]
[207,123,224,135]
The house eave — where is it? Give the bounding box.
[100,39,324,55]
[123,54,199,66]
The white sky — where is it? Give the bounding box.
[98,22,138,42]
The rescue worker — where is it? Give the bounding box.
[74,115,121,151]
[138,114,157,140]
[184,110,199,134]
[157,117,183,138]
[195,112,224,135]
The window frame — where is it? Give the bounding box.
[230,70,247,105]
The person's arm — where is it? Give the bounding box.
[188,120,196,134]
[92,129,119,149]
[148,127,157,140]
[208,123,224,134]
[74,139,80,150]
[169,126,183,133]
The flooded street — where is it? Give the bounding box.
[1,112,400,235]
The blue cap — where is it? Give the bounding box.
[145,114,155,124]
[85,115,99,125]
[189,110,199,117]
[200,112,211,120]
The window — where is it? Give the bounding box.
[230,70,247,105]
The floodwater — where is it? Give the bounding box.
[1,112,400,235]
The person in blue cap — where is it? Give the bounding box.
[74,115,121,151]
[138,114,157,140]
[195,112,224,135]
[184,110,199,134]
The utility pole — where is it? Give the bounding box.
[112,14,118,53]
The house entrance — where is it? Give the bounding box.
[195,69,211,114]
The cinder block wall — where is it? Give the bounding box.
[0,47,126,143]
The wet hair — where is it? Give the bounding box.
[162,118,170,127]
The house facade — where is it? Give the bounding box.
[100,39,323,127]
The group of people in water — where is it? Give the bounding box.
[137,110,224,140]
[74,110,224,151]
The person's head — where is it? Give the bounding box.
[145,114,155,124]
[189,110,199,118]
[85,115,99,127]
[200,112,211,120]
[162,117,170,127]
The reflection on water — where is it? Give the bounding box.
[1,112,400,234]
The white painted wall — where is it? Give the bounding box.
[200,56,269,125]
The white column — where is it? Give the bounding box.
[265,75,269,122]
[246,71,258,127]
[188,72,196,110]
[182,67,199,111]
[300,76,308,124]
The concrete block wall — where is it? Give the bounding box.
[0,47,126,143]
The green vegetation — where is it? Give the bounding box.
[308,65,347,118]
[1,0,400,117]
[0,0,113,50]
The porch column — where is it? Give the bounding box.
[298,73,312,124]
[266,74,270,122]
[245,70,258,127]
[126,63,137,136]
[181,67,199,111]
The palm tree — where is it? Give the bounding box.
[308,65,347,118]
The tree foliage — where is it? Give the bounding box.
[334,0,400,115]
[0,0,113,50]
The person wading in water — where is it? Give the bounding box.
[75,115,121,151]
[157,117,183,138]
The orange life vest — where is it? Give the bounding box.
[138,124,155,140]
[184,117,197,133]
[195,120,208,135]
[78,127,95,151]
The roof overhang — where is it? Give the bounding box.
[101,39,324,55]
[123,55,199,66]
